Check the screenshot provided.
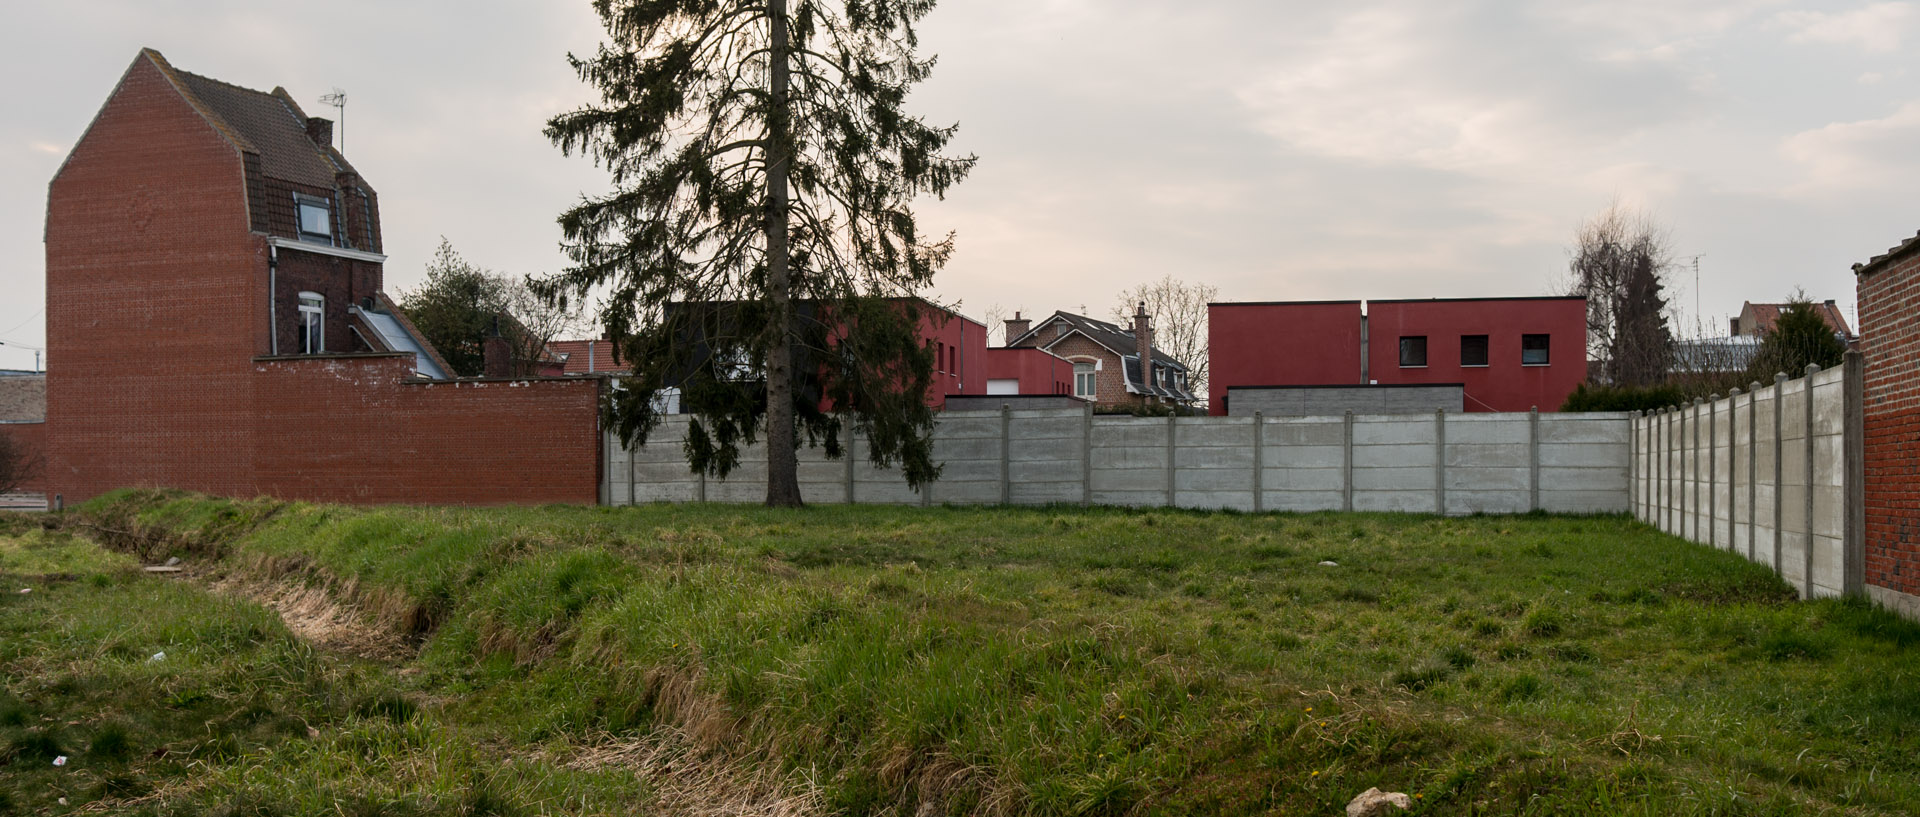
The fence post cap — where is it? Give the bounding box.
[1709,393,1722,401]
[1775,372,1790,383]
[1805,363,1822,375]
[1750,381,1764,390]
[1693,398,1705,405]
[1729,387,1742,396]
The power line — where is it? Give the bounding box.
[0,308,42,336]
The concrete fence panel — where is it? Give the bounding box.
[610,407,1634,516]
[1629,355,1865,601]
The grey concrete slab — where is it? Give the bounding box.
[1352,420,1438,446]
[1263,468,1344,491]
[1091,447,1168,470]
[1263,445,1344,469]
[1353,445,1436,468]
[1353,490,1439,513]
[1263,420,1345,447]
[1446,444,1529,469]
[1353,467,1437,492]
[1177,445,1256,469]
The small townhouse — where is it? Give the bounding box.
[1000,307,1198,409]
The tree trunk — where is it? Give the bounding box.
[763,0,803,507]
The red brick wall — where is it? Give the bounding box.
[1857,250,1920,595]
[252,357,601,505]
[1046,335,1144,407]
[1208,301,1364,415]
[0,423,46,494]
[984,347,1074,396]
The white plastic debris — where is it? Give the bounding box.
[52,755,67,766]
[149,651,166,663]
[1318,560,1340,567]
[17,588,28,594]
[164,556,182,567]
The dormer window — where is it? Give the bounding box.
[298,292,324,353]
[295,193,333,245]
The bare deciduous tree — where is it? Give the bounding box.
[1110,275,1217,394]
[0,433,42,496]
[1565,203,1674,387]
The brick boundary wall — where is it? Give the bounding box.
[1856,247,1920,616]
[246,356,604,506]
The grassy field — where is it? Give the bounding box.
[3,493,1919,815]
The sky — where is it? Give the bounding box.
[2,0,1917,371]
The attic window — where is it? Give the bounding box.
[295,193,333,245]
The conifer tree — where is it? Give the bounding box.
[1752,294,1847,378]
[543,0,973,506]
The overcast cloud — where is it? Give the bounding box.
[2,0,1916,370]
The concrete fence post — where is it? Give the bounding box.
[999,404,1011,506]
[1252,412,1265,513]
[1749,382,1761,562]
[1774,372,1787,575]
[626,434,638,507]
[1804,363,1820,598]
[1165,414,1178,508]
[1844,351,1866,597]
[1434,409,1447,515]
[1727,390,1741,550]
[845,417,857,504]
[1528,407,1541,513]
[1630,410,1640,520]
[1082,402,1094,508]
[1665,407,1675,534]
[1709,394,1720,548]
[1342,411,1355,513]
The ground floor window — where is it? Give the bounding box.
[1074,362,1096,399]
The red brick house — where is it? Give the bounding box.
[44,49,603,505]
[1853,228,1920,614]
[1732,300,1854,340]
[1000,307,1197,409]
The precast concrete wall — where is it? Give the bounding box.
[1630,356,1865,600]
[607,407,1633,515]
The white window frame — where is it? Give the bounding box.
[1073,361,1097,399]
[297,291,325,354]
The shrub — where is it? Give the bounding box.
[1560,382,1688,413]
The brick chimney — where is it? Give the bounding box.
[483,317,512,378]
[305,117,334,149]
[1133,301,1153,391]
[1004,311,1031,346]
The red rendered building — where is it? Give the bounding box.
[1208,297,1587,415]
[984,347,1076,397]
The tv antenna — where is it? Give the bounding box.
[0,339,44,373]
[318,88,346,153]
[1677,255,1704,330]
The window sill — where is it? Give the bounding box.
[1400,365,1428,369]
[1461,364,1489,368]
[1521,363,1551,367]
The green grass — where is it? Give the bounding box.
[5,493,1920,814]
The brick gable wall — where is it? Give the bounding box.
[1858,251,1920,595]
[47,56,267,499]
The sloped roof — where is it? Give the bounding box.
[142,49,355,187]
[1855,229,1920,277]
[1014,311,1191,372]
[1740,301,1852,338]
[0,375,46,422]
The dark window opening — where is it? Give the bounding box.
[1522,334,1551,365]
[1461,335,1489,367]
[1399,336,1428,367]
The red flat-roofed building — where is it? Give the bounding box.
[1208,296,1588,416]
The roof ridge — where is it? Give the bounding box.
[137,48,258,155]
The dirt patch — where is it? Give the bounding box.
[210,575,415,662]
[554,726,826,817]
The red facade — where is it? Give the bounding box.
[1366,298,1587,413]
[1208,297,1587,415]
[984,347,1076,396]
[918,307,989,409]
[1208,301,1363,410]
[43,50,604,506]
